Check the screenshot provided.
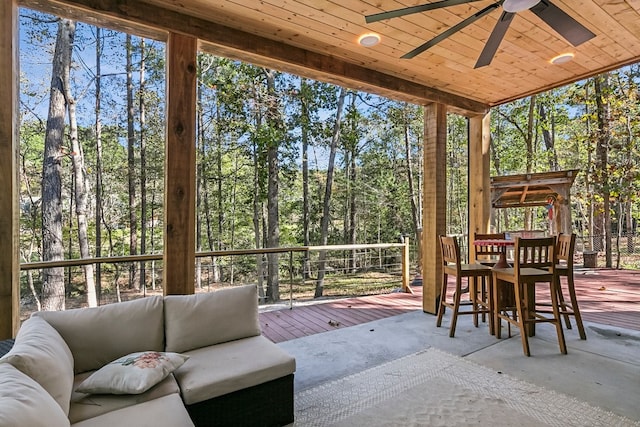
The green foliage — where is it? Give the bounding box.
[17,7,640,294]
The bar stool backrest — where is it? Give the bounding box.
[440,235,462,274]
[513,236,557,275]
[556,233,576,268]
[474,232,506,264]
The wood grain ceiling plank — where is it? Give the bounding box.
[274,0,514,99]
[217,0,468,91]
[551,0,640,56]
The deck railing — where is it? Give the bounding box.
[19,241,413,318]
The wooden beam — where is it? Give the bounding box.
[164,32,197,295]
[422,103,447,315]
[0,0,20,339]
[21,0,488,114]
[468,112,491,263]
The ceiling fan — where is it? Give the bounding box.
[365,0,596,68]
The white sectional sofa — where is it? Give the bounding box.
[0,285,296,427]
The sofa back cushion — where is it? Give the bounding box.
[164,285,261,353]
[0,316,74,414]
[34,296,164,373]
[0,363,70,427]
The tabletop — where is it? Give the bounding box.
[473,239,514,247]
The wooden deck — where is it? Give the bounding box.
[260,268,640,343]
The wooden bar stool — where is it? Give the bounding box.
[436,235,493,337]
[492,236,567,356]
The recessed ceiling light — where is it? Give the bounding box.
[358,33,381,47]
[503,0,541,13]
[550,53,575,65]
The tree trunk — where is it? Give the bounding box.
[126,34,138,288]
[229,154,240,284]
[347,93,357,273]
[139,38,147,291]
[253,137,265,301]
[403,104,421,267]
[315,87,347,298]
[66,58,97,307]
[264,69,280,302]
[524,95,536,229]
[94,26,103,304]
[594,74,612,267]
[301,79,311,279]
[196,59,204,289]
[539,103,558,170]
[41,19,75,311]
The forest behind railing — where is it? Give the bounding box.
[19,243,411,319]
[17,7,640,311]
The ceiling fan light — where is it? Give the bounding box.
[503,0,541,13]
[358,33,381,47]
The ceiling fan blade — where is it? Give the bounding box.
[475,11,514,68]
[530,0,595,46]
[402,2,501,59]
[365,0,484,24]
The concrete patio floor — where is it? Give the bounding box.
[277,305,640,422]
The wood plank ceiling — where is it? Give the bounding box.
[21,0,640,112]
[140,0,640,109]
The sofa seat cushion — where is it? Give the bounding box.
[69,371,180,424]
[0,363,70,427]
[174,335,296,405]
[0,316,74,414]
[164,285,261,353]
[70,393,194,427]
[34,296,164,373]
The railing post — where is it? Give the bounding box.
[289,250,294,309]
[401,237,413,294]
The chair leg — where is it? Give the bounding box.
[556,277,572,330]
[566,274,587,340]
[550,280,568,354]
[493,277,501,339]
[470,277,479,328]
[513,281,530,357]
[449,276,463,337]
[436,272,448,328]
[481,276,487,324]
[487,276,494,335]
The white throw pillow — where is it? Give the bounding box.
[0,316,74,414]
[75,351,188,395]
[0,363,70,427]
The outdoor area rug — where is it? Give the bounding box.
[294,347,639,427]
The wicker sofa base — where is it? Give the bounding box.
[186,374,294,427]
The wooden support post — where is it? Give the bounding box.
[0,0,20,339]
[422,103,447,314]
[164,33,197,295]
[468,112,491,263]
